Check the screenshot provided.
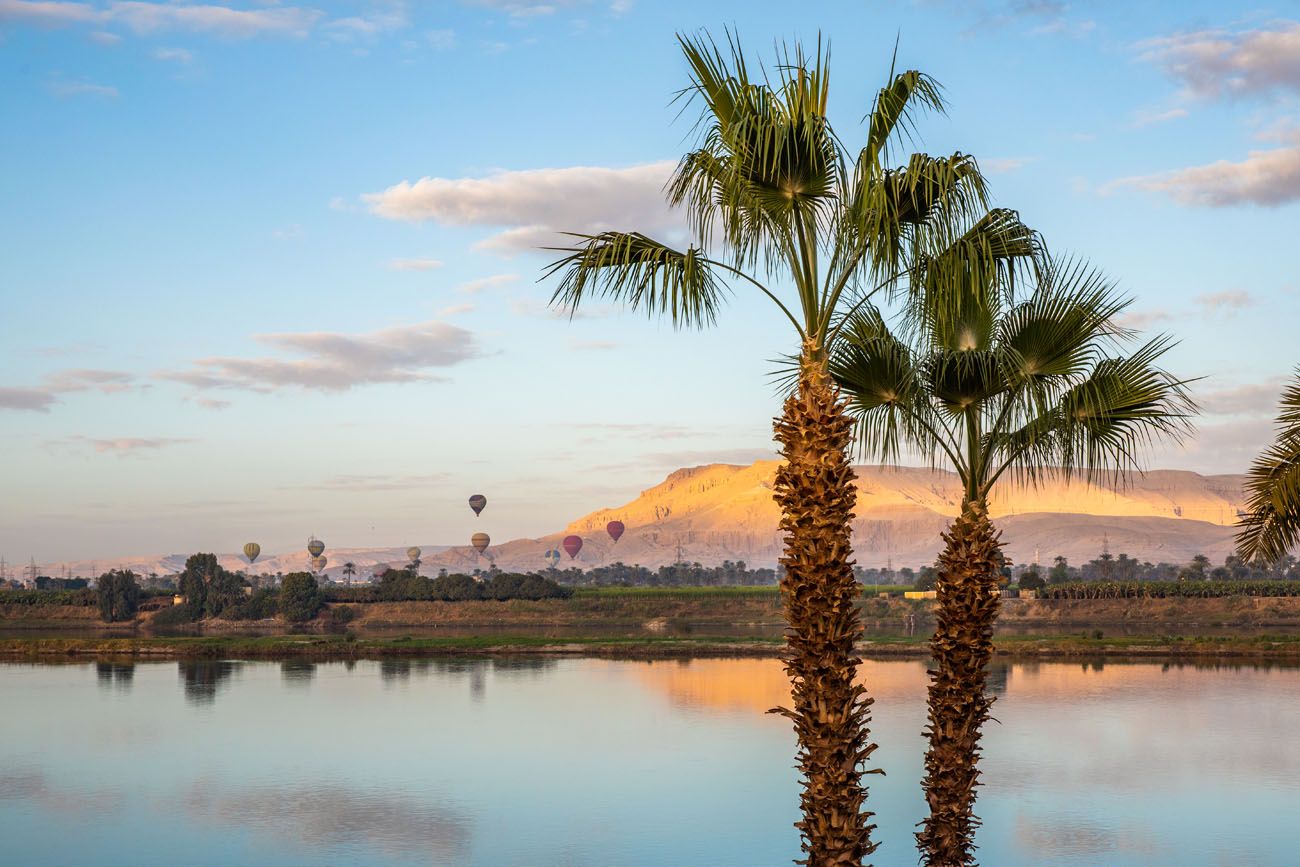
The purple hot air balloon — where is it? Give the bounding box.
[468,494,487,516]
[562,535,583,559]
[606,520,625,543]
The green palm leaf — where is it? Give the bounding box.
[1237,373,1300,564]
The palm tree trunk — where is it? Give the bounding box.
[771,349,878,866]
[916,499,1003,866]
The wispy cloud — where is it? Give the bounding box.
[152,46,192,63]
[438,303,475,316]
[364,161,680,253]
[1115,309,1173,330]
[1108,136,1300,206]
[0,387,58,413]
[982,156,1036,174]
[426,28,455,50]
[0,1,324,37]
[54,436,197,456]
[1132,107,1188,127]
[1199,377,1288,416]
[456,273,518,294]
[387,257,443,271]
[1139,22,1300,99]
[569,339,617,351]
[1194,289,1254,315]
[464,0,560,19]
[157,320,482,392]
[510,298,617,319]
[49,79,118,98]
[285,472,451,492]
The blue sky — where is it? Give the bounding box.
[2,0,1299,561]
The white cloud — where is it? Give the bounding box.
[438,303,475,316]
[0,387,57,412]
[387,257,443,271]
[456,273,518,294]
[152,46,192,63]
[325,1,408,40]
[364,161,680,252]
[158,320,482,392]
[982,156,1035,174]
[1109,137,1300,206]
[194,397,231,410]
[49,79,118,98]
[1132,107,1188,127]
[0,1,322,37]
[464,0,559,18]
[1199,378,1288,416]
[0,0,101,26]
[510,298,617,319]
[88,28,119,43]
[1114,309,1172,330]
[1139,22,1300,99]
[1194,289,1254,315]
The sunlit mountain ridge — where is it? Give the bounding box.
[47,462,1246,577]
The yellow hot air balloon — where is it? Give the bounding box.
[310,555,327,573]
[406,546,422,563]
[307,537,325,558]
[470,532,490,555]
[243,542,261,565]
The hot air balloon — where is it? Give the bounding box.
[406,546,422,564]
[471,532,490,555]
[544,549,560,568]
[606,521,625,543]
[468,494,487,516]
[311,555,327,573]
[562,535,583,559]
[243,542,261,565]
[307,537,324,558]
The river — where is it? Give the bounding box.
[1,657,1295,865]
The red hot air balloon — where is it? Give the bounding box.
[468,494,487,516]
[606,520,625,543]
[562,535,583,559]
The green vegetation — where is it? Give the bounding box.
[279,572,324,622]
[96,570,140,622]
[0,588,96,607]
[1038,580,1300,600]
[324,569,572,603]
[830,170,1193,864]
[1238,371,1300,565]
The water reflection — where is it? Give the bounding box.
[95,662,135,692]
[279,660,316,686]
[180,780,470,864]
[178,660,240,705]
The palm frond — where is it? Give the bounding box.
[545,232,727,328]
[1237,373,1300,564]
[861,69,946,171]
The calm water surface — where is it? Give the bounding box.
[1,657,1296,866]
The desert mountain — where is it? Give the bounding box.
[49,462,1246,578]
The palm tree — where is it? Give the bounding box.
[1237,371,1300,565]
[829,242,1195,865]
[343,561,357,586]
[545,33,991,863]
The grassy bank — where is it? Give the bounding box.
[3,631,1299,662]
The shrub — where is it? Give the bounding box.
[222,588,279,621]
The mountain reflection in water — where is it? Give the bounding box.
[0,657,1295,866]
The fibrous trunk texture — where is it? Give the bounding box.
[771,352,877,866]
[916,499,1004,867]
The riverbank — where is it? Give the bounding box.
[3,631,1299,662]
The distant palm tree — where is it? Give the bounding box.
[1237,371,1300,565]
[830,243,1194,865]
[547,32,992,863]
[342,561,357,585]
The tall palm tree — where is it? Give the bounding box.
[1237,371,1300,565]
[829,240,1195,865]
[545,33,991,864]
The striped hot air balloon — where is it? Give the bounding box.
[243,542,261,565]
[310,555,327,573]
[544,549,560,568]
[307,537,325,558]
[471,532,490,555]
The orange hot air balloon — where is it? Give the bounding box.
[606,521,625,543]
[562,535,583,559]
[471,532,490,554]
